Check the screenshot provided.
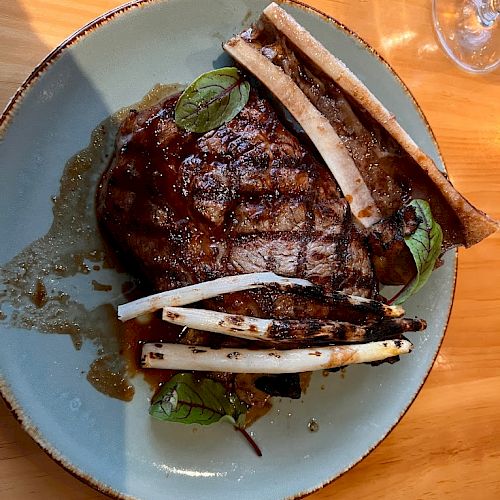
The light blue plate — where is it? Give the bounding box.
[0,1,455,498]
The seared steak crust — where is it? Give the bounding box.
[97,91,376,300]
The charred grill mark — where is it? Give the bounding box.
[347,298,383,316]
[189,347,207,354]
[329,216,353,292]
[265,247,277,272]
[149,352,164,360]
[258,285,402,324]
[164,310,181,320]
[296,231,310,279]
[368,318,427,338]
[268,320,292,340]
[306,318,322,339]
[297,175,318,277]
[228,314,245,326]
[265,318,419,345]
[328,322,348,342]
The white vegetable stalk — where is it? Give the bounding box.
[163,307,271,341]
[328,293,404,318]
[161,306,416,344]
[118,272,312,322]
[141,339,412,373]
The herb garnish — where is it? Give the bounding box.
[174,67,250,133]
[150,373,261,456]
[389,199,443,305]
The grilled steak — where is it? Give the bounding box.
[97,91,377,305]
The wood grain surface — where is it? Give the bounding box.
[1,1,499,498]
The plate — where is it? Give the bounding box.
[0,1,456,498]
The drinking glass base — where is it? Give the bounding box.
[433,0,499,73]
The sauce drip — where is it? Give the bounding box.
[87,354,135,402]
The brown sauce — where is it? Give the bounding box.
[91,280,113,292]
[121,313,182,388]
[30,279,48,308]
[87,354,135,402]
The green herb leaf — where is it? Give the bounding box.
[392,199,443,305]
[149,373,247,426]
[174,67,250,133]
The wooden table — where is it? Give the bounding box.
[1,0,499,498]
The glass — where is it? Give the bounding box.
[433,0,499,73]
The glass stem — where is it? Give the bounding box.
[474,0,499,27]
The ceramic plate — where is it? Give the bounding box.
[0,1,456,498]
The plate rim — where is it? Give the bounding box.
[0,0,457,498]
